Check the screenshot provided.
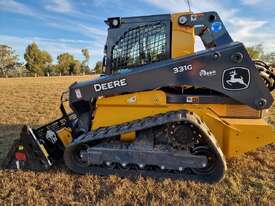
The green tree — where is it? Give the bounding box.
[246,44,264,59]
[56,53,82,75]
[17,64,27,77]
[70,59,82,74]
[0,45,19,77]
[81,48,90,74]
[56,53,74,75]
[262,52,275,64]
[94,61,103,74]
[246,44,275,64]
[81,48,90,66]
[24,42,52,76]
[40,51,53,76]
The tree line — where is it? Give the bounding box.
[246,44,275,63]
[0,42,103,77]
[0,42,274,78]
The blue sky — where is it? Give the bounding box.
[1,0,275,68]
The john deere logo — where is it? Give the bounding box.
[222,67,250,90]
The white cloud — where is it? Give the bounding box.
[143,0,237,19]
[241,0,263,5]
[0,0,34,16]
[226,16,275,53]
[143,0,275,53]
[1,0,274,66]
[229,18,267,40]
[0,1,107,66]
[0,35,103,66]
[46,20,106,43]
[76,24,106,37]
[45,0,73,13]
[0,0,106,65]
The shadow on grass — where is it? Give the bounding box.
[0,124,44,169]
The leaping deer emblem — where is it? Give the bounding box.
[226,70,248,87]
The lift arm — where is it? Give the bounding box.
[69,42,273,111]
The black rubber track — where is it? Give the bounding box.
[64,110,226,183]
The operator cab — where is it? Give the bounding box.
[102,12,232,75]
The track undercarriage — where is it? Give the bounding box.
[64,110,226,183]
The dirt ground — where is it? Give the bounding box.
[0,76,274,206]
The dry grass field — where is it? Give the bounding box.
[0,76,274,206]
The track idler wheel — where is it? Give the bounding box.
[191,146,225,182]
[64,143,91,174]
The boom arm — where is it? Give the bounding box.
[69,42,273,110]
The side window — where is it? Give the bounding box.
[111,23,167,73]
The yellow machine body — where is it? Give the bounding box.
[92,90,275,158]
[57,128,73,146]
[171,12,195,58]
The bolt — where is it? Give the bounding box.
[112,19,119,27]
[79,151,85,159]
[178,16,188,25]
[213,52,221,60]
[139,164,144,169]
[258,98,267,108]
[231,52,243,63]
[209,14,216,22]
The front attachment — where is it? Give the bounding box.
[2,126,52,170]
[2,113,76,171]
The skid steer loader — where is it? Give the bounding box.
[2,11,275,183]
